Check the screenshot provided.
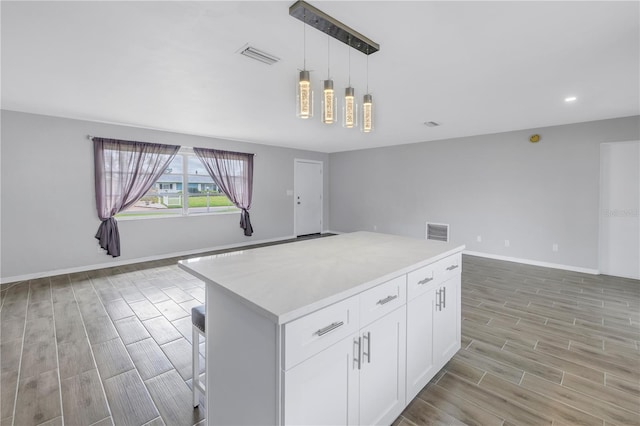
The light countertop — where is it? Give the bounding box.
[179,232,465,324]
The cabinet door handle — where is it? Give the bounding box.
[446,264,459,271]
[418,277,433,285]
[377,295,398,305]
[315,321,344,336]
[442,286,446,308]
[435,289,442,311]
[363,332,371,363]
[353,337,362,370]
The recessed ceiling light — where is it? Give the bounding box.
[564,96,577,102]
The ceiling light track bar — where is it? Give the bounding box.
[289,0,380,55]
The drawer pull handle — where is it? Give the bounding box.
[418,277,433,285]
[377,295,398,306]
[446,264,459,271]
[363,332,371,363]
[442,286,446,308]
[315,321,344,336]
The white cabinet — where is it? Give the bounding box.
[284,276,407,426]
[283,333,359,425]
[433,274,461,369]
[406,253,462,401]
[406,287,436,401]
[359,305,406,426]
[285,254,461,425]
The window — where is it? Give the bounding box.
[115,148,238,219]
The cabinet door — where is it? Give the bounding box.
[406,287,436,401]
[283,334,359,426]
[433,274,461,368]
[359,306,406,426]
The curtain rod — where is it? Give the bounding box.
[87,135,257,156]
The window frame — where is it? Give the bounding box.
[115,147,239,221]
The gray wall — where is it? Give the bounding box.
[329,116,640,271]
[1,110,329,281]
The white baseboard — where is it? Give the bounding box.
[3,238,600,285]
[323,229,344,235]
[1,235,297,285]
[463,250,600,275]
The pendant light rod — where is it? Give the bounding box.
[347,36,351,86]
[327,35,330,78]
[366,49,369,93]
[289,0,380,55]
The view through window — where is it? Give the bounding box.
[116,148,238,219]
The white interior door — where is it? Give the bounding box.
[295,159,323,236]
[599,141,640,279]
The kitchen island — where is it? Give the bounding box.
[179,231,465,426]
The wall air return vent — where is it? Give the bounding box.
[238,45,280,65]
[426,222,449,242]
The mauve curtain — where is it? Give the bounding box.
[94,138,180,257]
[193,147,254,236]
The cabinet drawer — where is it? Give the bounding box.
[407,262,439,300]
[407,253,462,300]
[283,296,359,370]
[438,253,462,281]
[360,275,406,327]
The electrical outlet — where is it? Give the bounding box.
[504,239,510,247]
[552,243,558,252]
[476,235,482,242]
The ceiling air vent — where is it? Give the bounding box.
[238,45,280,65]
[426,222,449,242]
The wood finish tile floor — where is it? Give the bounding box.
[2,244,639,426]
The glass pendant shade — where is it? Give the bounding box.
[322,79,336,124]
[297,70,313,119]
[362,93,373,133]
[343,87,358,128]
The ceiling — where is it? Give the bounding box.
[2,1,638,153]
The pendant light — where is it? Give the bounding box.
[296,11,313,119]
[289,1,380,130]
[322,36,336,124]
[362,49,373,133]
[343,37,358,128]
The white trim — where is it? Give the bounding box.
[463,250,600,275]
[294,158,324,237]
[0,235,296,285]
[598,140,640,280]
[324,229,344,235]
[115,209,240,222]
